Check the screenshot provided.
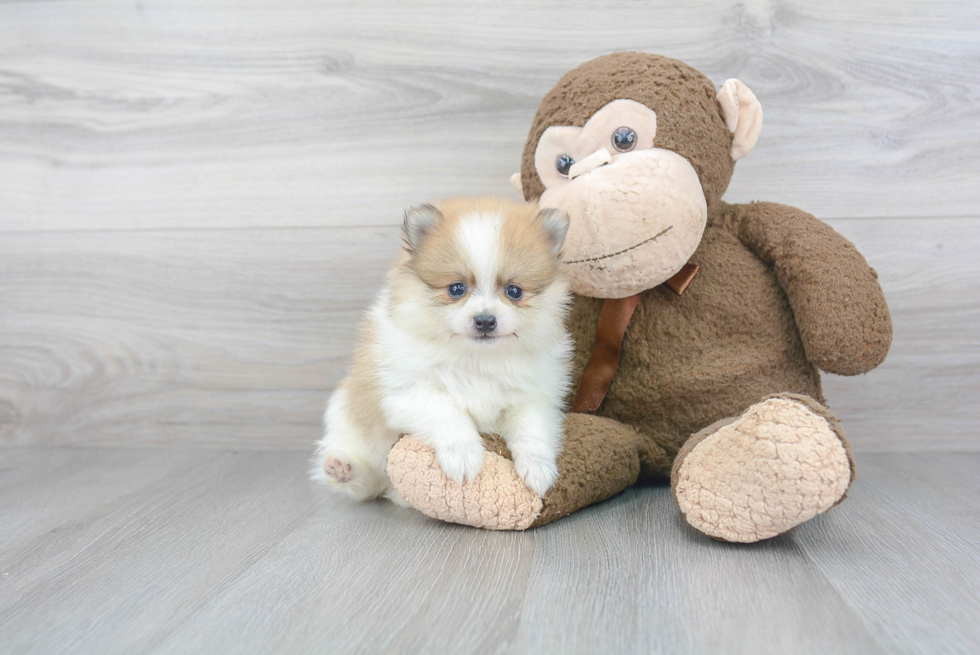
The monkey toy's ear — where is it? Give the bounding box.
[510,172,524,197]
[717,79,763,161]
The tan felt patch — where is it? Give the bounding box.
[674,398,851,543]
[387,437,543,531]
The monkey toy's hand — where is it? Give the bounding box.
[735,202,892,375]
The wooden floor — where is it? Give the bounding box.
[2,0,979,653]
[0,448,975,655]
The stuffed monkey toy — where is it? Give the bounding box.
[385,52,892,542]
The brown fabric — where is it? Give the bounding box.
[530,413,643,527]
[528,54,889,464]
[479,432,512,459]
[734,202,893,375]
[663,263,700,296]
[571,294,641,413]
[531,197,888,531]
[565,214,825,460]
[521,52,735,215]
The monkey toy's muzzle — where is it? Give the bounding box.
[539,147,708,299]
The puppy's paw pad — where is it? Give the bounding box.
[322,455,354,483]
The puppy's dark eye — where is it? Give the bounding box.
[505,285,523,301]
[555,155,575,177]
[612,126,637,152]
[448,282,467,298]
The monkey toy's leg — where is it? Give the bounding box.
[386,394,854,538]
[386,413,650,530]
[671,393,855,542]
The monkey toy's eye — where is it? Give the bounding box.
[448,282,467,298]
[612,126,637,152]
[555,155,575,177]
[505,285,523,301]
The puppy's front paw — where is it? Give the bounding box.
[514,454,559,497]
[436,439,486,485]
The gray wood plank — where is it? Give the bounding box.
[821,218,980,451]
[0,447,205,554]
[2,448,976,654]
[0,0,977,232]
[141,463,884,655]
[0,226,398,448]
[510,491,884,655]
[0,449,320,655]
[152,484,537,655]
[2,218,978,451]
[795,452,980,655]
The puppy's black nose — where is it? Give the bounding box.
[473,314,497,334]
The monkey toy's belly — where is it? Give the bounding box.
[567,224,823,458]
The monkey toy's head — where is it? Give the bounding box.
[516,52,763,299]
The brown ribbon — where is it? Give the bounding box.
[571,263,700,414]
[571,294,641,413]
[664,263,700,296]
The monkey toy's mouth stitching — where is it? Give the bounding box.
[564,225,673,265]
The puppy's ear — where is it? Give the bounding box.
[402,204,443,252]
[534,208,570,256]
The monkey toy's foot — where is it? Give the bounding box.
[672,394,855,543]
[386,436,543,530]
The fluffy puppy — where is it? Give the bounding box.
[313,197,572,503]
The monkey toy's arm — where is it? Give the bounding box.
[733,201,893,376]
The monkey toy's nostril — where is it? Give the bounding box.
[473,314,497,334]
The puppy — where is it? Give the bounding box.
[313,197,573,503]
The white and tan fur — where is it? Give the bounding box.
[313,197,573,503]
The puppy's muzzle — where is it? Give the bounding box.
[473,314,497,335]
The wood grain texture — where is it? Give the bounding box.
[0,226,398,448]
[1,448,976,654]
[795,453,980,654]
[0,448,322,654]
[0,0,978,232]
[0,447,203,554]
[2,217,977,450]
[821,218,980,451]
[1,0,977,450]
